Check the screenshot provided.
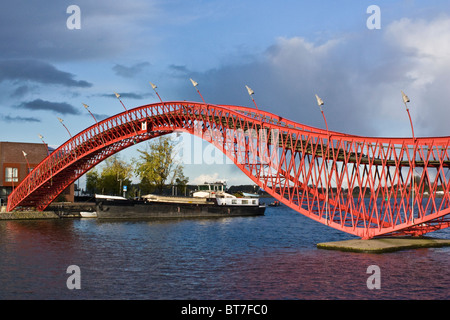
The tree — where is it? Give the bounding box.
[135,135,187,194]
[86,168,99,194]
[86,155,133,196]
[175,172,189,196]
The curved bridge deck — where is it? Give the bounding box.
[7,101,450,239]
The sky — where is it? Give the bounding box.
[2,0,450,187]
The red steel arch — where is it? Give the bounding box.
[7,101,450,239]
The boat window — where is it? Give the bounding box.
[232,199,237,204]
[242,200,248,204]
[252,200,256,204]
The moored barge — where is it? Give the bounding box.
[95,181,265,219]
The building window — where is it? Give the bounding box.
[5,167,18,182]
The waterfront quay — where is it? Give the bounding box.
[0,210,59,220]
[0,202,95,220]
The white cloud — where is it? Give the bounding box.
[387,16,450,61]
[191,173,220,185]
[268,36,341,67]
[386,16,450,89]
[173,14,450,139]
[383,15,450,136]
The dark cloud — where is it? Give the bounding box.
[169,29,450,137]
[91,113,110,121]
[112,62,150,78]
[2,115,41,123]
[168,36,379,136]
[169,64,191,75]
[83,112,110,122]
[10,85,33,98]
[0,1,155,61]
[98,92,152,100]
[0,59,92,88]
[18,99,80,115]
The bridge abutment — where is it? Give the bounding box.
[317,237,450,253]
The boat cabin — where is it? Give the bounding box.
[193,181,233,199]
[193,181,262,206]
[196,181,225,192]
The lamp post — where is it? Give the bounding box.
[315,94,329,132]
[190,78,206,103]
[245,85,259,110]
[114,92,128,112]
[315,94,330,224]
[114,92,138,144]
[57,117,78,160]
[83,103,106,146]
[83,103,98,123]
[22,150,30,174]
[57,117,73,139]
[402,90,415,223]
[38,134,50,156]
[150,82,163,103]
[38,134,52,184]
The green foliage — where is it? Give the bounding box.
[86,155,133,196]
[86,169,99,194]
[135,135,187,194]
[85,135,188,196]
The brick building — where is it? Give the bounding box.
[0,141,74,207]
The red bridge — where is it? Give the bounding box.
[7,101,450,239]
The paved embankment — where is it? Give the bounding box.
[317,237,450,253]
[0,211,60,220]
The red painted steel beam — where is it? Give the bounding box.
[7,101,450,239]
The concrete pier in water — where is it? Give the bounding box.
[317,237,450,253]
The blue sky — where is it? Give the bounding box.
[2,0,450,186]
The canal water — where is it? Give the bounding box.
[0,200,449,300]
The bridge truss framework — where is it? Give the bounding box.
[7,101,450,239]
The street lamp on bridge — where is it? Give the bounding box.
[114,92,128,112]
[83,103,98,124]
[315,94,330,225]
[190,78,206,103]
[83,103,106,146]
[315,94,329,133]
[38,134,52,185]
[57,117,73,139]
[245,85,259,110]
[401,90,416,223]
[401,91,415,141]
[114,92,138,144]
[22,151,30,174]
[57,117,78,159]
[38,134,50,156]
[150,82,163,103]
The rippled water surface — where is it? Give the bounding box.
[0,202,449,300]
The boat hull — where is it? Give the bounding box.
[96,200,265,219]
[80,211,97,218]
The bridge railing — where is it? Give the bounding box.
[7,101,450,239]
